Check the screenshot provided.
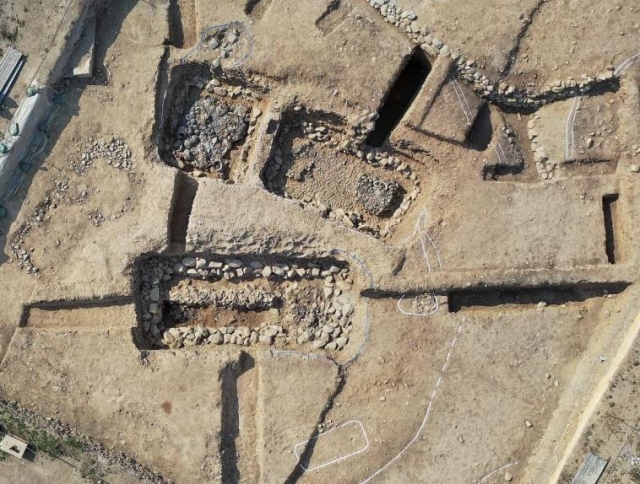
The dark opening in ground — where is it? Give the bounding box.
[220,353,255,484]
[167,0,184,48]
[603,194,619,264]
[467,104,492,151]
[448,282,629,312]
[367,49,431,147]
[169,172,198,248]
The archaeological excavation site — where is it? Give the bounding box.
[0,0,640,482]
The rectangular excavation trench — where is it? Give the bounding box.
[220,352,256,483]
[367,49,431,147]
[448,282,629,312]
[168,172,198,248]
[603,194,619,264]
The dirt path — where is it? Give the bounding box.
[549,306,640,483]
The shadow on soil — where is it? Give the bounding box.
[220,352,255,483]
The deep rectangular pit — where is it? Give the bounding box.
[603,194,619,264]
[367,49,431,147]
[448,282,629,312]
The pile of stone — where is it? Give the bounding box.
[169,285,280,311]
[10,243,38,274]
[172,96,249,175]
[73,136,135,174]
[139,255,355,352]
[367,0,618,109]
[357,174,401,215]
[201,22,251,68]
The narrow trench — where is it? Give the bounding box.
[447,282,629,312]
[244,0,273,20]
[367,49,431,147]
[167,0,184,48]
[220,353,255,484]
[284,367,346,484]
[244,0,261,14]
[603,194,619,264]
[167,0,196,48]
[168,172,198,249]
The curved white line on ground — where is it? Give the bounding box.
[614,51,640,77]
[564,96,581,161]
[293,420,370,472]
[420,207,443,270]
[475,461,520,484]
[396,208,442,317]
[359,323,463,484]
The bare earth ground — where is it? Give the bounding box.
[0,0,638,483]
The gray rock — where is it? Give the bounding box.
[259,334,274,345]
[210,331,223,345]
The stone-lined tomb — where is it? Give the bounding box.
[135,254,361,354]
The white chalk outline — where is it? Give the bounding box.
[451,78,474,126]
[293,420,370,472]
[396,293,439,316]
[564,95,581,161]
[359,323,463,484]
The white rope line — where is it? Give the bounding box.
[495,142,508,167]
[614,51,640,77]
[418,228,432,273]
[451,78,474,126]
[475,461,520,484]
[395,207,443,317]
[420,207,443,270]
[564,95,581,161]
[359,323,463,484]
[563,50,639,162]
[293,420,370,472]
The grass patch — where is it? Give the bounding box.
[0,406,84,460]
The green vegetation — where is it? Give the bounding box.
[0,406,84,460]
[81,459,108,482]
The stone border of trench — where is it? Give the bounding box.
[259,109,422,239]
[137,254,360,355]
[367,0,622,109]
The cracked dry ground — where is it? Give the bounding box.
[0,0,639,483]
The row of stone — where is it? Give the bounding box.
[161,321,351,352]
[368,0,618,109]
[167,255,345,281]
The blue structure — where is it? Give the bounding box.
[0,47,26,106]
